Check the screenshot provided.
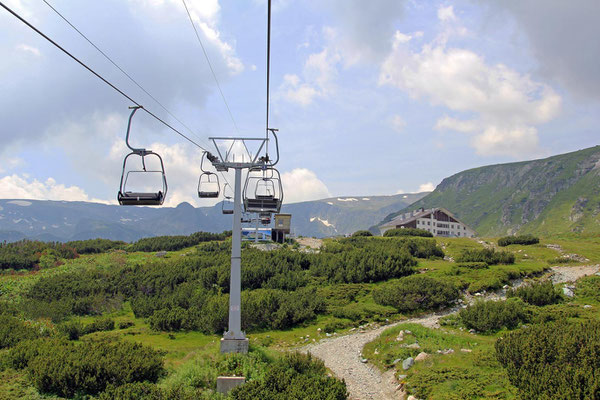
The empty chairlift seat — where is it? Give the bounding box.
[117,106,168,206]
[243,167,283,214]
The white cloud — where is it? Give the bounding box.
[380,27,561,157]
[16,44,40,56]
[437,5,456,22]
[418,182,435,192]
[325,0,406,65]
[281,168,330,203]
[279,48,340,106]
[0,174,110,203]
[391,115,406,132]
[483,1,600,100]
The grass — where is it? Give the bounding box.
[363,323,516,399]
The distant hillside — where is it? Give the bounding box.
[0,192,427,242]
[281,193,428,237]
[377,146,600,237]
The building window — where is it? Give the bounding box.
[428,221,431,225]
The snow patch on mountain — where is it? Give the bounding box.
[310,217,336,229]
[8,200,32,206]
[337,198,358,202]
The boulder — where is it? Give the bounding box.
[563,287,575,297]
[414,352,430,362]
[402,357,414,370]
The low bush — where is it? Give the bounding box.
[231,352,347,400]
[373,275,459,313]
[497,234,539,247]
[0,315,39,349]
[128,231,230,252]
[383,228,433,238]
[507,280,562,306]
[352,230,373,237]
[459,298,529,333]
[66,239,126,254]
[456,248,515,265]
[496,320,600,399]
[98,383,201,400]
[57,320,84,340]
[457,262,489,269]
[575,275,600,302]
[8,338,164,397]
[83,318,115,334]
[118,321,135,329]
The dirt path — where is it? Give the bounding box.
[550,265,600,283]
[301,265,600,400]
[301,312,450,400]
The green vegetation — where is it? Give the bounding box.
[383,228,433,237]
[231,352,347,399]
[128,231,231,252]
[506,280,563,306]
[0,240,79,270]
[66,238,126,254]
[497,234,539,246]
[456,248,515,265]
[496,321,600,399]
[363,323,516,399]
[458,299,529,333]
[7,338,164,397]
[373,275,458,313]
[1,231,598,399]
[352,230,373,237]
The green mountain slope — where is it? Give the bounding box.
[379,146,600,236]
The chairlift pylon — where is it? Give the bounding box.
[118,106,167,206]
[198,152,220,198]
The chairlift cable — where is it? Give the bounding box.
[42,0,213,153]
[181,0,240,135]
[0,0,207,152]
[265,0,272,156]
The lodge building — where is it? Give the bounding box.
[379,207,477,238]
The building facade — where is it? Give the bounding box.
[380,207,477,238]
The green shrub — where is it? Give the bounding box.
[9,338,164,397]
[456,248,515,265]
[459,298,528,333]
[128,231,230,252]
[373,275,459,313]
[507,280,562,306]
[457,262,489,269]
[576,275,600,302]
[231,352,347,400]
[497,234,539,247]
[496,320,600,399]
[83,318,115,334]
[352,230,373,237]
[66,239,126,254]
[383,228,433,238]
[118,321,135,329]
[57,320,84,340]
[0,315,39,349]
[98,383,202,400]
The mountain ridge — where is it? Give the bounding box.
[377,145,600,236]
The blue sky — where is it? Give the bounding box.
[0,0,598,206]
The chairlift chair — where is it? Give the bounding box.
[198,152,220,198]
[243,167,283,214]
[118,106,167,206]
[222,183,234,215]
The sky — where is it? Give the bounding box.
[0,0,598,207]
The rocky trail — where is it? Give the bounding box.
[301,265,600,400]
